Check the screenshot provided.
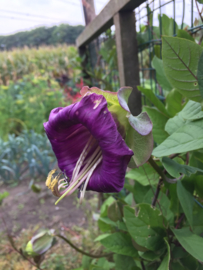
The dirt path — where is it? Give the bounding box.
[0,180,89,234]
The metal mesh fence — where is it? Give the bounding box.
[87,0,203,97]
[135,0,203,99]
[87,30,120,92]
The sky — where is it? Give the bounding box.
[0,0,109,35]
[0,0,200,36]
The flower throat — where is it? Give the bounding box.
[46,135,102,204]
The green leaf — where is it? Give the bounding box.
[99,217,117,227]
[124,204,167,251]
[152,56,172,91]
[197,51,203,98]
[165,89,182,117]
[159,14,178,36]
[171,246,187,259]
[107,201,122,222]
[126,127,153,167]
[162,157,203,178]
[143,189,174,223]
[98,219,112,232]
[153,119,203,157]
[129,181,150,204]
[126,162,159,186]
[157,239,170,270]
[171,227,203,261]
[94,258,115,270]
[168,183,181,215]
[143,107,169,144]
[184,203,203,235]
[138,249,165,261]
[82,255,92,270]
[180,253,199,270]
[194,175,203,198]
[100,196,115,217]
[137,86,170,117]
[94,234,110,242]
[162,36,203,102]
[100,232,138,257]
[177,29,195,42]
[81,86,119,106]
[197,0,203,4]
[0,191,9,205]
[189,151,203,172]
[113,254,139,270]
[165,100,203,135]
[124,193,133,205]
[177,181,194,228]
[180,100,203,120]
[170,261,186,270]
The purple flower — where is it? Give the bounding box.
[44,91,134,203]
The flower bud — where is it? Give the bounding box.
[25,229,55,257]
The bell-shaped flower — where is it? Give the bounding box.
[44,86,153,204]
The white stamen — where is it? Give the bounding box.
[80,155,102,202]
[54,136,103,205]
[71,135,93,182]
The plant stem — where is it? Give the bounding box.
[141,260,146,270]
[56,234,113,258]
[8,235,43,270]
[195,0,203,23]
[148,156,165,207]
[175,213,185,229]
[151,178,162,207]
[1,216,42,270]
[148,156,166,180]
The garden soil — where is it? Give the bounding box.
[0,180,90,234]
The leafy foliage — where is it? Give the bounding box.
[0,24,84,50]
[0,75,66,139]
[0,45,79,85]
[83,17,203,270]
[0,130,55,183]
[1,10,203,270]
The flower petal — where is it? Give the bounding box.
[128,112,153,136]
[117,87,132,112]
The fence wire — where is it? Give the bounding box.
[87,0,203,99]
[88,30,120,92]
[135,0,203,101]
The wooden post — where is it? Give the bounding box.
[79,0,97,85]
[114,11,141,116]
[81,0,96,25]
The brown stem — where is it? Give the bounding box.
[1,216,42,270]
[169,153,180,159]
[148,156,166,180]
[151,178,162,207]
[7,235,43,270]
[141,260,146,270]
[56,234,113,258]
[186,152,189,165]
[195,0,203,23]
[175,213,185,229]
[148,157,165,207]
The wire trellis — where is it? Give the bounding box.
[87,29,120,92]
[135,0,203,100]
[87,0,203,97]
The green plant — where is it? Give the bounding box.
[0,130,55,183]
[0,75,66,138]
